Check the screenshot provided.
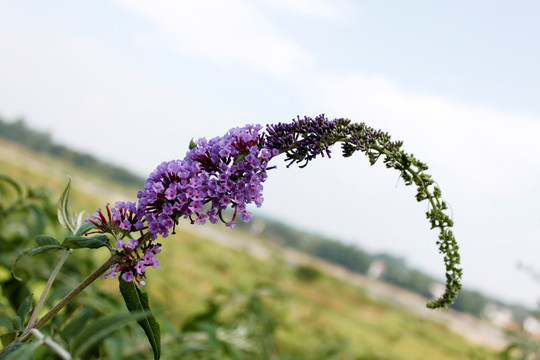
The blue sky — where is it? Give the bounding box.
[1,0,539,307]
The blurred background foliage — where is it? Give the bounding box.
[1,116,534,358]
[0,115,504,319]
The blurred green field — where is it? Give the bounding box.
[0,138,497,359]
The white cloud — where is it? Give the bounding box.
[256,0,343,19]
[305,73,540,196]
[115,0,313,77]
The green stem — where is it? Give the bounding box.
[25,248,72,333]
[29,254,118,333]
[371,143,461,308]
[374,145,441,210]
[0,254,119,355]
[29,329,71,360]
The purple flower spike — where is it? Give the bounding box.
[137,124,277,239]
[86,202,142,238]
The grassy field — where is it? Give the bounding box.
[0,138,498,359]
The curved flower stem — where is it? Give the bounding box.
[25,248,72,333]
[370,144,462,308]
[266,116,462,307]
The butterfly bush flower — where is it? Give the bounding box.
[88,124,279,285]
[102,242,162,286]
[88,119,346,285]
[264,114,338,167]
[86,201,161,285]
[137,124,277,238]
[85,115,461,308]
[86,201,142,237]
[91,116,367,287]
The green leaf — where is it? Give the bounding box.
[0,341,41,360]
[0,278,31,313]
[34,235,62,248]
[33,235,63,254]
[119,278,161,360]
[0,174,23,198]
[103,337,127,360]
[57,177,85,235]
[62,235,111,250]
[74,210,86,234]
[11,237,64,279]
[28,245,64,256]
[11,316,22,332]
[22,204,48,235]
[0,314,13,331]
[189,138,197,149]
[75,221,97,236]
[233,153,246,165]
[57,177,74,234]
[60,307,96,342]
[10,250,32,281]
[0,332,17,347]
[16,295,33,325]
[70,311,153,358]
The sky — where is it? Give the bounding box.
[0,0,539,307]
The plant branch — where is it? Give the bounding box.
[30,329,72,360]
[29,253,119,333]
[25,248,72,333]
[0,253,119,355]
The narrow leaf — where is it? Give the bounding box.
[74,210,86,234]
[31,236,64,255]
[0,341,41,360]
[11,236,64,279]
[57,177,76,234]
[60,308,96,340]
[35,235,61,247]
[10,249,32,281]
[63,235,111,250]
[30,235,63,255]
[16,295,33,325]
[119,278,161,360]
[29,245,64,256]
[0,174,23,198]
[11,316,22,332]
[70,311,152,358]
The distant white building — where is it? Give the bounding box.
[483,304,514,328]
[367,260,386,279]
[524,316,540,338]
